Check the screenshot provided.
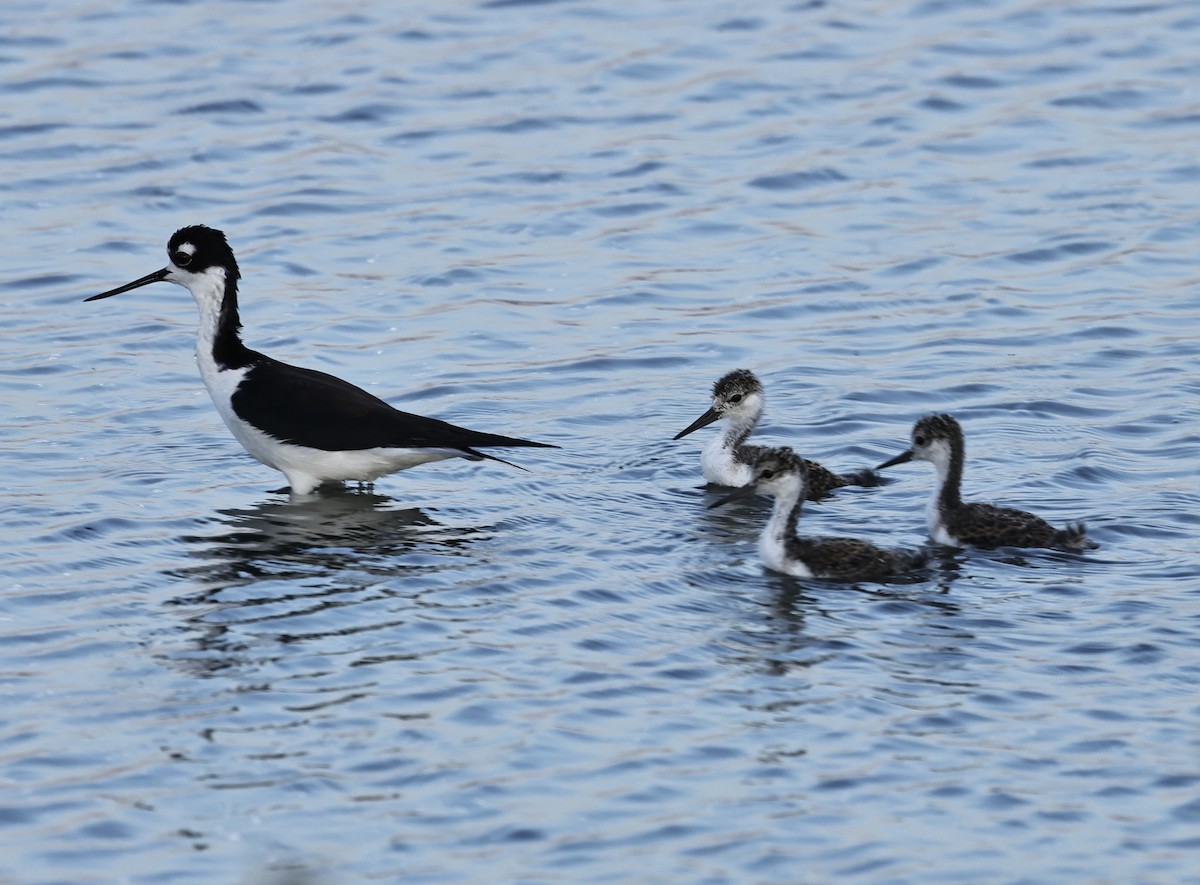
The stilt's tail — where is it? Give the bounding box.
[899,545,933,572]
[1057,521,1097,551]
[460,447,533,470]
[843,467,886,488]
[452,429,557,470]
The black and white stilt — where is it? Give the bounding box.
[86,225,555,495]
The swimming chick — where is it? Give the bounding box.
[673,369,880,497]
[876,413,1093,551]
[710,446,927,581]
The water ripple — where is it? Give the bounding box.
[2,1,1199,883]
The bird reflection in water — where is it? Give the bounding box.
[164,486,491,675]
[182,485,451,570]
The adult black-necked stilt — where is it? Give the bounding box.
[876,413,1093,550]
[85,225,555,495]
[709,446,926,581]
[673,368,880,497]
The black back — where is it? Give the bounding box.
[233,352,553,453]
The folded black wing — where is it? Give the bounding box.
[231,355,554,453]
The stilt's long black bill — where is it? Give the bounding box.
[875,448,914,471]
[708,483,759,509]
[673,407,720,441]
[84,267,170,302]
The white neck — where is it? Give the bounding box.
[183,267,229,353]
[711,395,763,456]
[756,475,811,576]
[922,439,955,541]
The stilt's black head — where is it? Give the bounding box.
[911,413,962,449]
[877,413,963,471]
[711,368,763,403]
[673,368,765,441]
[85,224,240,302]
[165,225,240,282]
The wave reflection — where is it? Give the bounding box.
[162,487,489,677]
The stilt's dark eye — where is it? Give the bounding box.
[173,251,192,267]
[914,435,927,446]
[760,469,774,479]
[729,393,743,403]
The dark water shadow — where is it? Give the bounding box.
[171,485,474,587]
[161,486,491,676]
[715,547,967,680]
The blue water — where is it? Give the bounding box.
[3,0,1200,882]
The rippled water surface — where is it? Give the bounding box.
[3,0,1200,882]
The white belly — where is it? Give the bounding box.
[758,532,814,579]
[198,358,458,494]
[926,499,961,546]
[701,437,753,486]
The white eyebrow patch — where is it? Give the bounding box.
[176,242,196,256]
